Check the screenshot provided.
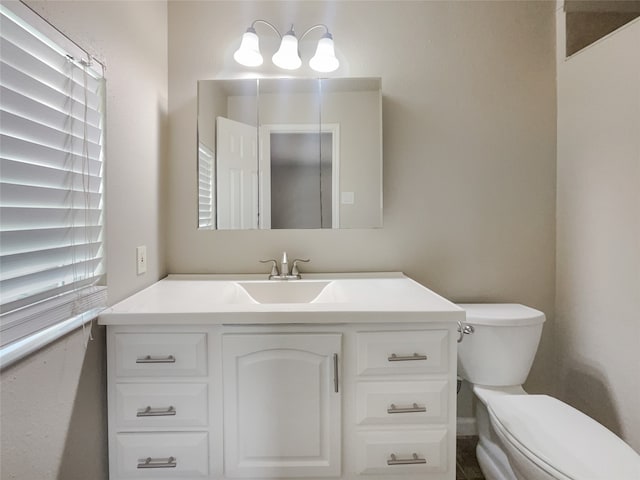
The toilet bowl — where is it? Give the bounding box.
[457,303,640,480]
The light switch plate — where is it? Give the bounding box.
[341,191,355,205]
[136,245,147,275]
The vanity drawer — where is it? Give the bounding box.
[356,429,447,475]
[114,333,207,377]
[356,330,448,376]
[115,383,208,429]
[115,432,208,478]
[356,380,448,425]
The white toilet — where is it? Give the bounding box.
[457,303,640,480]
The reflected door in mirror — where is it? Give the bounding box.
[216,117,258,229]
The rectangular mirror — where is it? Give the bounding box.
[197,77,382,229]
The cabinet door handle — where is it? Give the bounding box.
[136,406,176,417]
[387,453,427,465]
[137,456,177,469]
[136,355,176,364]
[387,403,426,414]
[333,353,339,393]
[387,353,427,362]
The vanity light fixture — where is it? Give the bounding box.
[233,20,340,73]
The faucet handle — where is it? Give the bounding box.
[260,259,280,278]
[291,258,310,276]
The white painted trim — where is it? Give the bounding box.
[0,307,104,370]
[456,416,478,436]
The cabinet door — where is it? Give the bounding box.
[223,333,341,478]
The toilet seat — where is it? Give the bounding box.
[461,303,545,326]
[486,394,640,480]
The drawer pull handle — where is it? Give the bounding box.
[387,453,427,466]
[388,353,427,362]
[137,456,177,469]
[387,403,426,414]
[136,406,176,417]
[136,355,176,364]
[333,353,339,393]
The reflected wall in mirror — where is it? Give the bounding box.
[197,77,382,230]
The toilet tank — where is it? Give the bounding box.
[457,304,545,387]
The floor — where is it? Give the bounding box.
[456,436,485,480]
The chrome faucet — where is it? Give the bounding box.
[280,251,289,278]
[290,257,309,277]
[260,252,309,280]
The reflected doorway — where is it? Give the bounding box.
[259,124,340,229]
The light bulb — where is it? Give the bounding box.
[233,27,263,67]
[309,33,339,73]
[272,30,302,70]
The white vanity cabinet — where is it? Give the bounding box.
[222,333,342,478]
[100,274,463,480]
[107,329,213,479]
[105,324,455,480]
[353,330,450,476]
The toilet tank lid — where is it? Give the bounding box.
[458,303,545,326]
[486,395,640,480]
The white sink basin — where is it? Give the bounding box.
[98,273,465,324]
[235,277,447,306]
[237,280,332,304]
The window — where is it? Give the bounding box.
[0,3,106,350]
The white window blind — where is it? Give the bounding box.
[198,142,214,228]
[0,3,106,348]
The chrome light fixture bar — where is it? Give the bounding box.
[233,20,339,73]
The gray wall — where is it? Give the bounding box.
[1,2,561,478]
[4,4,638,476]
[556,15,640,451]
[168,1,558,395]
[0,1,168,479]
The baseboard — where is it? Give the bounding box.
[456,416,477,436]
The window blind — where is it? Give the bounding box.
[0,3,106,347]
[198,143,214,228]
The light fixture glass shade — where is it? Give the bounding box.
[309,33,339,72]
[233,28,263,67]
[272,30,302,70]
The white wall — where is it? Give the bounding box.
[556,16,640,451]
[0,1,168,478]
[168,1,557,394]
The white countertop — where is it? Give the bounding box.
[98,272,464,325]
